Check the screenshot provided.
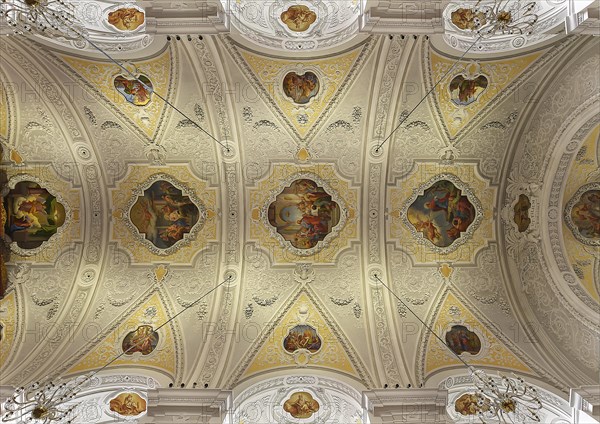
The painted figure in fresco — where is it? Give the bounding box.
[280,5,317,32]
[283,72,320,105]
[129,180,200,249]
[2,181,66,250]
[513,194,531,233]
[114,75,153,106]
[268,179,340,249]
[122,325,159,355]
[407,180,476,248]
[571,190,600,240]
[445,325,481,355]
[283,325,322,353]
[107,8,145,31]
[450,8,487,31]
[455,393,490,416]
[109,393,146,416]
[283,392,320,419]
[449,75,489,106]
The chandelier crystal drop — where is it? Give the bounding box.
[470,368,543,423]
[471,0,538,37]
[0,0,86,39]
[1,375,90,423]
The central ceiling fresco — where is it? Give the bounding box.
[0,1,599,422]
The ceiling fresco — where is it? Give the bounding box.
[562,124,600,302]
[0,3,599,414]
[428,48,543,139]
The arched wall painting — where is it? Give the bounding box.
[283,324,322,354]
[268,179,340,249]
[445,325,481,355]
[122,325,158,356]
[114,75,153,106]
[513,194,531,233]
[407,180,476,248]
[449,74,488,106]
[107,7,145,31]
[109,393,147,416]
[280,5,317,32]
[569,189,600,241]
[283,392,320,419]
[283,72,320,105]
[2,181,66,249]
[129,180,200,249]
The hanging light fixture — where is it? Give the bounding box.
[0,0,85,38]
[372,275,543,423]
[450,0,538,37]
[1,375,90,423]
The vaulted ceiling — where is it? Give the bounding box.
[1,0,599,406]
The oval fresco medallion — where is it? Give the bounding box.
[449,74,488,106]
[283,324,322,354]
[283,391,320,419]
[2,181,66,250]
[406,178,478,249]
[122,325,158,356]
[450,8,487,31]
[280,5,317,32]
[128,177,205,253]
[513,194,532,233]
[283,72,319,105]
[109,392,147,417]
[107,7,145,31]
[268,179,340,250]
[114,74,153,106]
[445,325,481,356]
[565,184,600,245]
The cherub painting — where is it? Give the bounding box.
[280,5,317,32]
[455,393,490,416]
[2,181,66,250]
[107,7,145,31]
[122,325,158,356]
[407,180,476,248]
[129,180,200,249]
[114,75,153,106]
[449,74,489,106]
[109,393,147,416]
[283,392,320,419]
[283,72,319,105]
[283,324,322,353]
[450,8,487,31]
[268,179,340,249]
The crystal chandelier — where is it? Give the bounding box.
[470,368,543,422]
[0,0,85,38]
[450,0,538,38]
[1,375,89,423]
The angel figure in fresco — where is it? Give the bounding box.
[110,393,145,416]
[455,393,490,416]
[280,5,317,32]
[123,325,158,355]
[283,392,320,419]
[108,8,145,31]
[450,8,487,31]
[114,75,153,106]
[449,75,489,106]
